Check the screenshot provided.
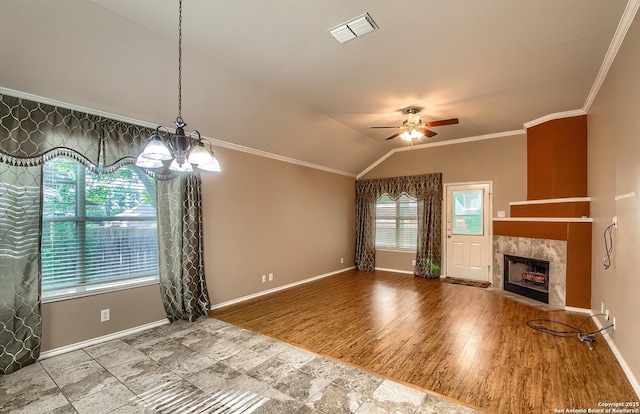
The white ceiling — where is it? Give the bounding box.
[0,0,632,175]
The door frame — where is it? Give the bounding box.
[442,181,493,280]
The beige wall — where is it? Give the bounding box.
[588,13,640,389]
[42,285,166,351]
[201,147,356,305]
[360,134,527,271]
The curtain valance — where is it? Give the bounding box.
[0,94,152,171]
[355,173,442,201]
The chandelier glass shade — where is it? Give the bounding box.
[135,0,221,173]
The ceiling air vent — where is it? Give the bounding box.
[328,13,379,44]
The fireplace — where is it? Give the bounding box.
[503,255,550,304]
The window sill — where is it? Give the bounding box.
[375,248,417,253]
[42,277,160,304]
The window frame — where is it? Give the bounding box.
[374,193,418,251]
[41,157,160,302]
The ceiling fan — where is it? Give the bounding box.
[370,107,459,141]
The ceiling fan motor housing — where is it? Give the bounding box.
[406,112,421,126]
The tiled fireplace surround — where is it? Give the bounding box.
[493,235,567,309]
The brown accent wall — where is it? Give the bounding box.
[527,115,588,200]
[510,202,590,218]
[565,223,592,309]
[493,221,569,241]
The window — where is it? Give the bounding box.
[375,193,417,250]
[41,157,159,299]
[451,189,484,235]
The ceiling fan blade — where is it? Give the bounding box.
[385,132,402,140]
[425,118,459,127]
[417,128,437,138]
[370,126,402,129]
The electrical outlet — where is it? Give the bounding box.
[605,309,610,321]
[601,302,605,314]
[268,273,273,281]
[340,257,344,264]
[613,317,616,330]
[261,275,266,283]
[100,309,110,322]
[412,259,416,266]
[613,216,618,228]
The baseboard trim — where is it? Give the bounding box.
[39,319,170,360]
[374,267,414,275]
[210,267,356,310]
[591,311,640,398]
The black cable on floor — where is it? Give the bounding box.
[526,313,614,349]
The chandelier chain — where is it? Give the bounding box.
[177,0,183,119]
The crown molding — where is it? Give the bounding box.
[0,87,355,178]
[583,0,640,113]
[357,129,525,179]
[523,109,587,129]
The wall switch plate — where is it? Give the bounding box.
[261,275,266,283]
[100,309,110,322]
[268,273,273,281]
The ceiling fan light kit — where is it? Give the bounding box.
[370,107,459,142]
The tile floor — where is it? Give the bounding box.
[0,317,481,413]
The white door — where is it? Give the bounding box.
[445,183,491,281]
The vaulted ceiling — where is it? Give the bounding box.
[0,0,632,175]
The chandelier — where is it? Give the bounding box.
[136,0,221,173]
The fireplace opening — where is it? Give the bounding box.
[503,255,550,303]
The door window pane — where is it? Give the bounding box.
[451,189,483,235]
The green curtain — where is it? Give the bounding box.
[0,163,42,374]
[156,174,211,321]
[0,93,154,374]
[355,173,443,278]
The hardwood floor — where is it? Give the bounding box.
[210,270,638,413]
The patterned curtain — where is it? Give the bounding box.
[156,174,211,321]
[0,163,41,375]
[355,173,442,277]
[0,93,152,374]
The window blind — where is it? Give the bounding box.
[41,157,159,298]
[375,193,417,250]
